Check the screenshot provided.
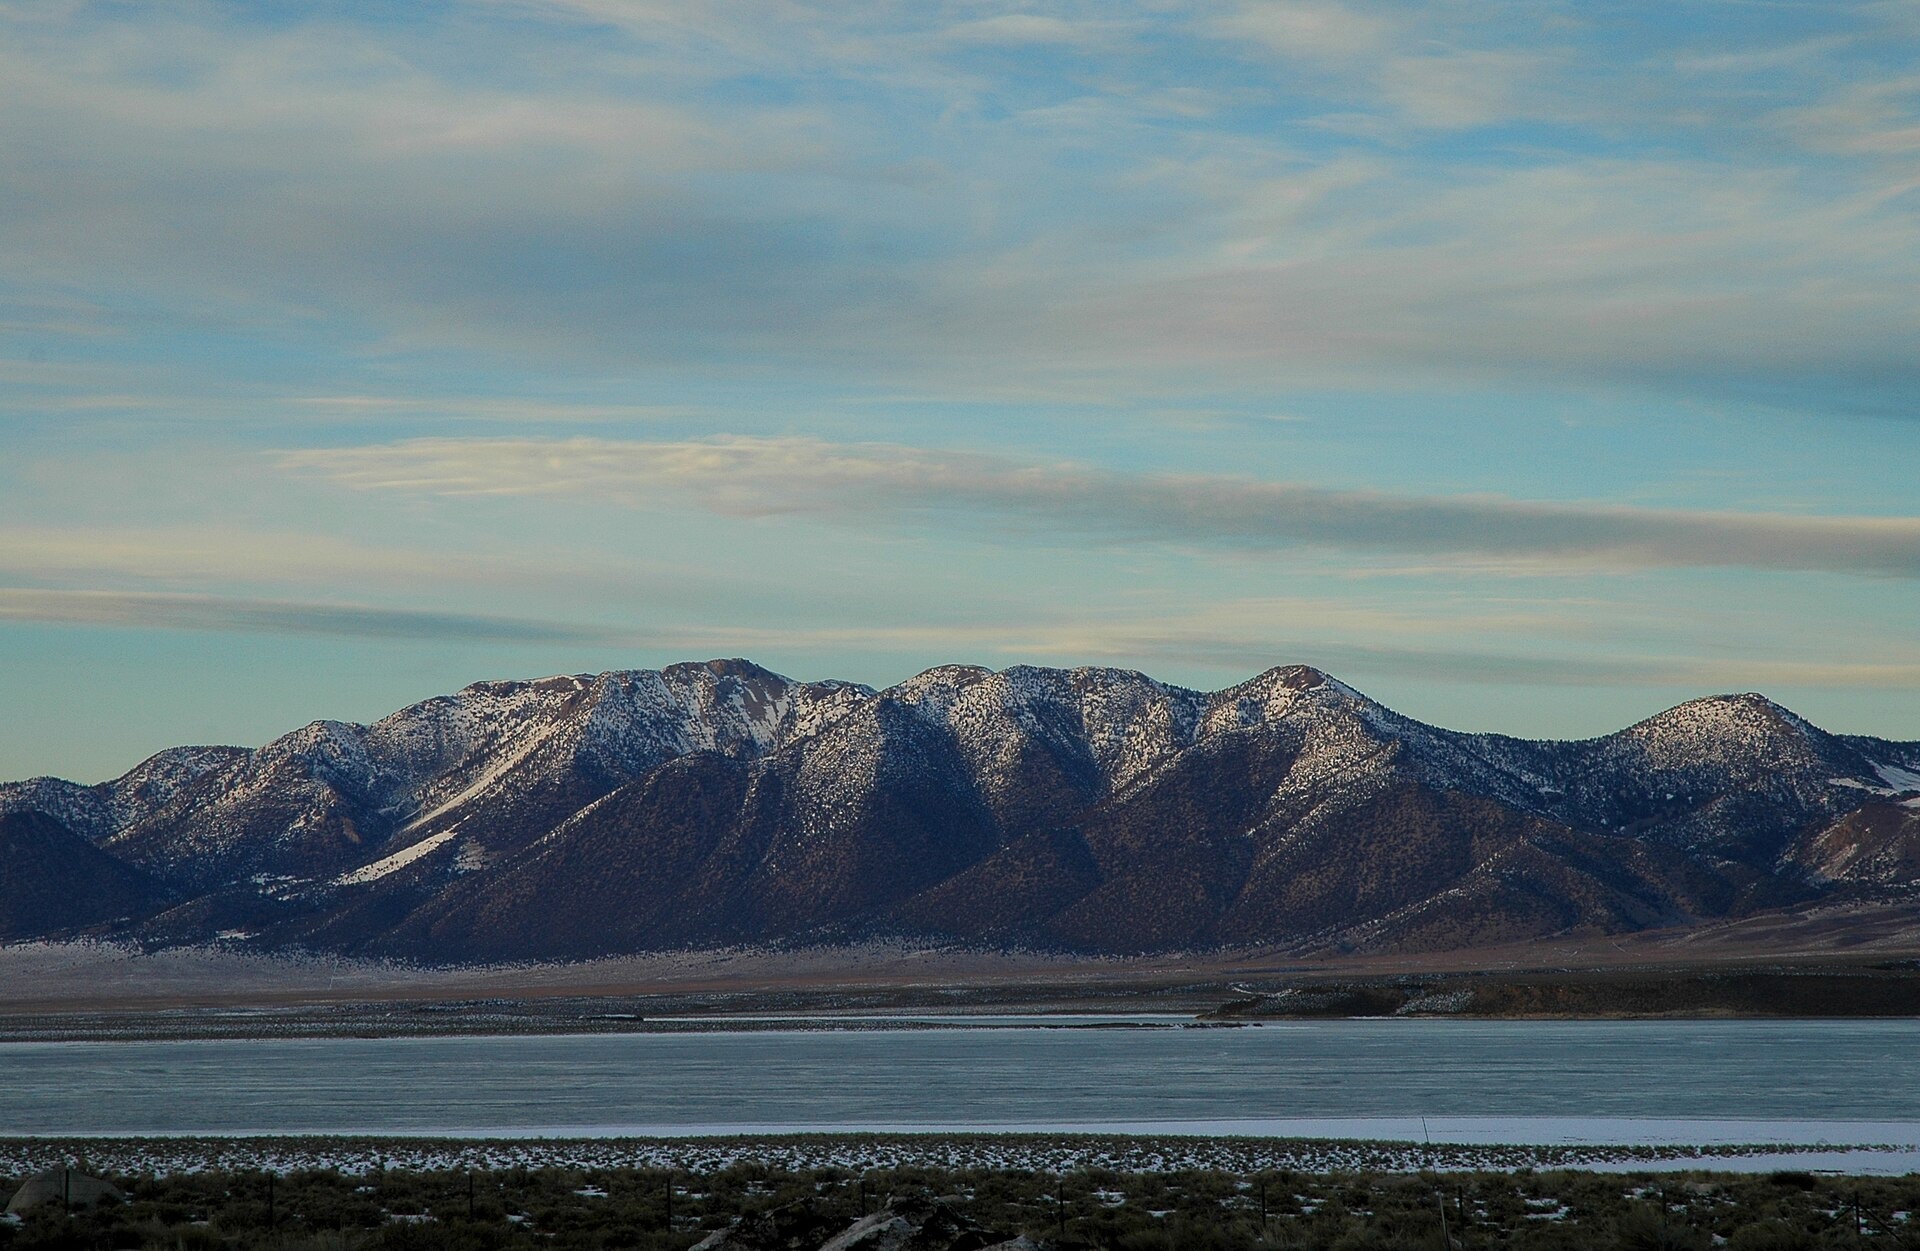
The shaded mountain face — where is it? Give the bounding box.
[0,810,171,942]
[3,659,1916,961]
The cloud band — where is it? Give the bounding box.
[281,435,1920,578]
[0,588,622,645]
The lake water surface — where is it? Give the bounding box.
[4,1018,1918,1142]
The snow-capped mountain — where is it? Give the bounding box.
[3,659,1916,960]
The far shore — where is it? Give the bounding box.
[2,936,1918,1042]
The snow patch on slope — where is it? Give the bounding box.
[1874,761,1920,792]
[335,827,460,886]
[401,721,565,833]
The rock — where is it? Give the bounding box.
[817,1210,916,1251]
[6,1169,124,1214]
[818,1196,1001,1251]
[696,1196,1010,1251]
[691,1198,845,1251]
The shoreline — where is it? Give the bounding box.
[6,1002,1920,1044]
[6,996,1920,1045]
[6,940,1920,1043]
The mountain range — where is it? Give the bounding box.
[4,658,1918,962]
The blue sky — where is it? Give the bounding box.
[4,0,1919,781]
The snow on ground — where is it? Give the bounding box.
[396,719,564,835]
[2,1130,1915,1179]
[142,1117,1901,1150]
[334,827,461,886]
[1875,761,1920,792]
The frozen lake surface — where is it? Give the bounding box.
[4,1018,1918,1147]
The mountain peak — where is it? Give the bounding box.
[456,673,588,700]
[1270,663,1336,690]
[1682,690,1793,714]
[1632,691,1817,745]
[900,663,996,687]
[664,657,788,684]
[1214,664,1367,712]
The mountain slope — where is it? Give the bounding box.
[0,811,171,941]
[2,660,1915,961]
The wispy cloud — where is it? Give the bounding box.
[7,1,1917,406]
[1209,1,1556,131]
[1070,155,1920,406]
[1211,1,1392,64]
[9,0,1920,779]
[289,395,712,424]
[0,525,772,621]
[23,584,1908,696]
[0,4,847,363]
[0,588,626,645]
[1672,35,1855,77]
[0,527,456,587]
[281,435,1920,578]
[1775,71,1920,155]
[931,15,1123,51]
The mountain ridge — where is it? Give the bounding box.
[3,659,1917,962]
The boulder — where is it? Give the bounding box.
[692,1198,846,1251]
[695,1195,1013,1251]
[6,1169,124,1214]
[819,1196,1000,1251]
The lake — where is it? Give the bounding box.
[4,1018,1919,1144]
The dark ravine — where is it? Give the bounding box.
[3,658,1918,963]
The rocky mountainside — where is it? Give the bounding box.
[3,658,1917,961]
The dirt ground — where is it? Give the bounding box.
[2,893,1917,1039]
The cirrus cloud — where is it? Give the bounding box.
[0,588,626,645]
[280,435,1920,578]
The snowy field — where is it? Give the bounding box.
[4,1126,1917,1179]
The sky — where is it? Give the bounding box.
[4,0,1920,782]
